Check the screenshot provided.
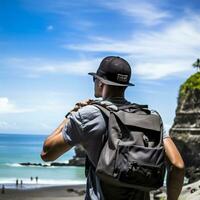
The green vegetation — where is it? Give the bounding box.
[180,72,200,97]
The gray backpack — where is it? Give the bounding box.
[88,102,166,191]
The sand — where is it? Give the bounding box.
[1,180,200,200]
[154,180,200,200]
[0,184,86,200]
[178,180,200,200]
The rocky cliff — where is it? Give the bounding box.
[170,72,200,178]
[68,145,86,166]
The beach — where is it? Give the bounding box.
[1,180,200,200]
[0,133,86,199]
[0,134,86,188]
[0,184,86,200]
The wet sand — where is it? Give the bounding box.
[0,184,86,200]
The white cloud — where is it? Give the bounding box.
[102,0,170,26]
[164,123,173,134]
[21,0,97,16]
[36,59,99,75]
[0,97,34,114]
[3,11,200,80]
[22,0,169,26]
[0,120,18,131]
[65,15,200,79]
[47,25,54,31]
[67,17,200,56]
[3,57,100,77]
[0,121,8,129]
[134,60,191,80]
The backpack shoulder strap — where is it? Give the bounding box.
[85,102,111,178]
[91,102,112,117]
[150,110,164,144]
[118,103,150,115]
[118,103,148,110]
[85,155,96,177]
[93,102,150,115]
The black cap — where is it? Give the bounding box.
[88,56,134,87]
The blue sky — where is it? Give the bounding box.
[0,0,200,134]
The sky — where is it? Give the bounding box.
[0,0,200,134]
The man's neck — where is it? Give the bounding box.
[102,96,130,106]
[103,96,125,101]
[103,96,125,100]
[101,84,126,100]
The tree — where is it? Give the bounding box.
[193,58,200,72]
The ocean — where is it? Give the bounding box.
[0,133,86,189]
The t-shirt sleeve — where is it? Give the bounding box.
[62,105,106,146]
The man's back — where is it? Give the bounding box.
[62,97,151,199]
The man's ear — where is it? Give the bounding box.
[98,81,103,88]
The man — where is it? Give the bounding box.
[41,56,185,200]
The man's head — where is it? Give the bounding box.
[89,56,134,99]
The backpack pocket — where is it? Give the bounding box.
[114,143,166,190]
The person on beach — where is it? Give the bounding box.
[1,184,5,194]
[41,56,185,200]
[16,179,19,187]
[20,180,23,187]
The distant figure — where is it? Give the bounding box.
[35,176,38,183]
[20,180,23,187]
[1,184,5,194]
[30,176,33,181]
[16,179,19,187]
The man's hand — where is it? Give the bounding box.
[164,137,185,200]
[68,99,94,114]
[41,99,95,162]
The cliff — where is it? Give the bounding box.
[170,72,200,181]
[68,145,86,166]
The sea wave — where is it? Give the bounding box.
[5,163,23,167]
[4,162,71,168]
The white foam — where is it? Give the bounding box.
[5,163,23,167]
[5,162,72,168]
[0,178,86,189]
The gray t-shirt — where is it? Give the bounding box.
[62,98,169,200]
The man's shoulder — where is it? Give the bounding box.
[78,105,100,115]
[70,105,102,123]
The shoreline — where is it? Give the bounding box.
[0,184,86,200]
[0,180,86,190]
[0,178,86,190]
[0,183,86,190]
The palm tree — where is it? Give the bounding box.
[193,58,200,72]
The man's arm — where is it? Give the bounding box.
[40,99,93,162]
[40,118,72,162]
[164,137,185,200]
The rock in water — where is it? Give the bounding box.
[68,145,86,166]
[170,72,200,169]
